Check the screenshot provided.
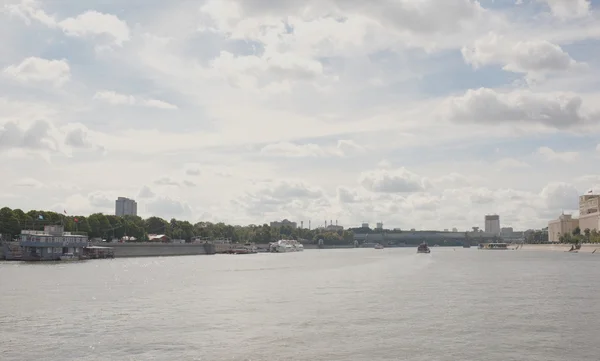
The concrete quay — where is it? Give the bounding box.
[91,242,216,258]
[518,244,599,254]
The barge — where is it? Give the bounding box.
[20,225,88,261]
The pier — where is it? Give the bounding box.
[83,246,114,259]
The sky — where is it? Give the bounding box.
[1,0,600,231]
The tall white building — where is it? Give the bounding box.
[484,214,500,235]
[578,193,600,232]
[115,197,137,217]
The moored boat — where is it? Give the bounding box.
[374,243,384,249]
[227,243,258,254]
[269,239,304,253]
[59,253,79,261]
[417,242,431,254]
[20,225,88,261]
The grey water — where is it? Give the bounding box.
[1,248,599,361]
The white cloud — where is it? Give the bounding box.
[260,139,364,158]
[12,177,44,189]
[59,11,130,46]
[93,91,177,109]
[88,191,114,208]
[495,158,530,169]
[536,146,579,162]
[232,180,329,222]
[260,142,325,157]
[540,182,579,210]
[442,88,595,129]
[5,2,130,46]
[2,0,600,231]
[185,168,201,176]
[154,177,179,186]
[337,186,361,204]
[146,197,193,219]
[64,127,92,149]
[182,180,196,187]
[3,57,70,86]
[462,32,585,81]
[433,172,472,188]
[360,168,430,193]
[209,51,324,88]
[138,186,155,199]
[0,120,59,152]
[536,0,591,19]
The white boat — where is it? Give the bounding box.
[417,242,431,254]
[59,253,79,261]
[374,243,384,249]
[479,243,508,250]
[269,239,304,253]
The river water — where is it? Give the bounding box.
[1,248,599,361]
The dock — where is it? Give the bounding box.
[83,246,114,259]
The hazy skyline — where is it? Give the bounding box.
[1,0,599,230]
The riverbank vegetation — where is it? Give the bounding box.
[0,207,354,244]
[558,227,600,244]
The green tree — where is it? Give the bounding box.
[584,228,591,243]
[0,208,21,238]
[1,205,362,245]
[76,217,92,234]
[591,229,600,244]
[146,217,168,234]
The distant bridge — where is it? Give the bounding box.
[354,231,501,243]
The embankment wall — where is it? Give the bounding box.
[92,243,216,258]
[519,244,600,254]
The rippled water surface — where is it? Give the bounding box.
[1,248,599,361]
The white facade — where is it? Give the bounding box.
[579,194,600,216]
[578,213,600,233]
[548,214,579,242]
[577,194,600,233]
[484,215,500,235]
[115,197,137,217]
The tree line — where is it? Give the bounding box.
[558,226,600,244]
[0,207,355,244]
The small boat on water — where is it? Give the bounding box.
[59,253,79,261]
[417,243,431,254]
[269,239,304,253]
[478,243,508,250]
[374,243,384,249]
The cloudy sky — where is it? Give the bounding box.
[1,0,599,231]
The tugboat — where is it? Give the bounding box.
[417,242,431,254]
